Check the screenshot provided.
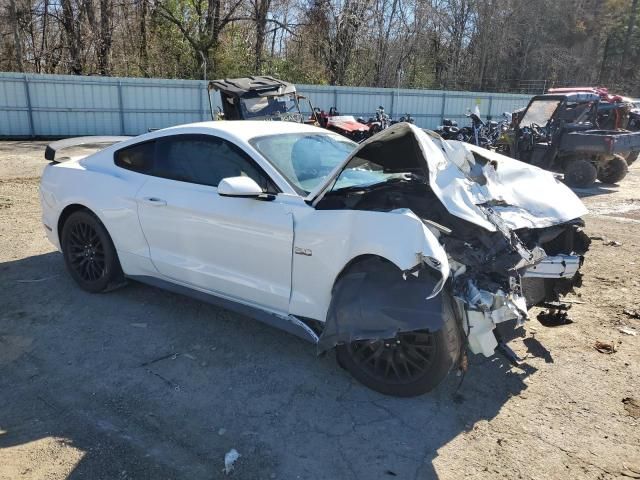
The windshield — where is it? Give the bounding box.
[520,99,561,127]
[241,94,299,119]
[328,156,419,193]
[250,133,357,194]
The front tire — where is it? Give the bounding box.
[563,159,597,188]
[597,155,628,184]
[61,210,123,293]
[336,294,461,397]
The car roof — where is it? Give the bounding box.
[160,120,326,142]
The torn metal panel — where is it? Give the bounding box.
[523,255,581,278]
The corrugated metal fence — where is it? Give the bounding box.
[0,72,532,137]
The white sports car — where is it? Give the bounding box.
[40,121,589,396]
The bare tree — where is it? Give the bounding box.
[316,0,372,85]
[98,0,113,74]
[8,0,24,71]
[60,0,84,74]
[154,0,245,78]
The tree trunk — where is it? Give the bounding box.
[8,0,24,71]
[253,0,271,74]
[139,0,149,76]
[98,0,113,75]
[61,0,83,74]
[620,0,639,72]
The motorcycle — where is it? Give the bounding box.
[460,110,491,148]
[391,113,415,125]
[367,106,391,135]
[435,118,464,140]
[488,112,513,153]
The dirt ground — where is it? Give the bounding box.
[0,140,639,480]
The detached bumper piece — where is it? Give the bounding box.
[523,254,581,279]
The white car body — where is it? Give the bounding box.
[40,121,588,359]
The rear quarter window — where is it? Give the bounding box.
[114,141,154,173]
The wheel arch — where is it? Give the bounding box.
[57,203,93,243]
[331,254,399,292]
[318,252,452,353]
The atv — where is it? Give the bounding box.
[509,92,640,188]
[208,76,319,125]
[314,107,370,142]
[548,87,639,166]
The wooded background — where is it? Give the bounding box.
[2,0,640,95]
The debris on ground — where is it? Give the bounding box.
[130,322,147,328]
[594,341,616,354]
[218,428,226,435]
[183,353,196,360]
[623,309,640,319]
[223,449,241,475]
[619,326,638,336]
[537,309,573,327]
[622,397,640,418]
[604,240,623,247]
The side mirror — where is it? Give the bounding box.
[218,176,264,197]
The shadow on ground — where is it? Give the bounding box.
[572,182,620,199]
[1,252,538,479]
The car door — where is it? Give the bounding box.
[135,133,294,313]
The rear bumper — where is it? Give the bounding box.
[39,181,61,251]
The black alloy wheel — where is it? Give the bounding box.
[345,331,437,384]
[336,317,460,397]
[61,210,123,293]
[67,220,106,282]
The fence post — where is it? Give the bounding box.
[117,81,125,135]
[389,91,395,118]
[23,75,35,138]
[440,91,447,124]
[487,96,493,120]
[199,82,205,121]
[333,88,338,110]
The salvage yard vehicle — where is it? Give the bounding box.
[548,86,640,166]
[40,121,589,397]
[314,106,371,142]
[207,75,318,124]
[510,92,640,187]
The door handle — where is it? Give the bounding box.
[141,197,167,206]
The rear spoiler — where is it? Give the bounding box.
[45,136,131,163]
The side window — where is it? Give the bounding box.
[154,135,274,191]
[114,141,154,173]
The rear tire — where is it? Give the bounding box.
[61,210,123,293]
[564,159,597,188]
[626,151,639,166]
[336,293,461,397]
[597,155,628,184]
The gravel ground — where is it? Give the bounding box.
[0,140,639,480]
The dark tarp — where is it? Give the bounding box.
[208,76,297,97]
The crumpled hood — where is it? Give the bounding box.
[309,123,587,232]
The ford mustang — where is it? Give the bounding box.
[40,121,589,396]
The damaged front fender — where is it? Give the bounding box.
[318,256,454,353]
[316,209,451,352]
